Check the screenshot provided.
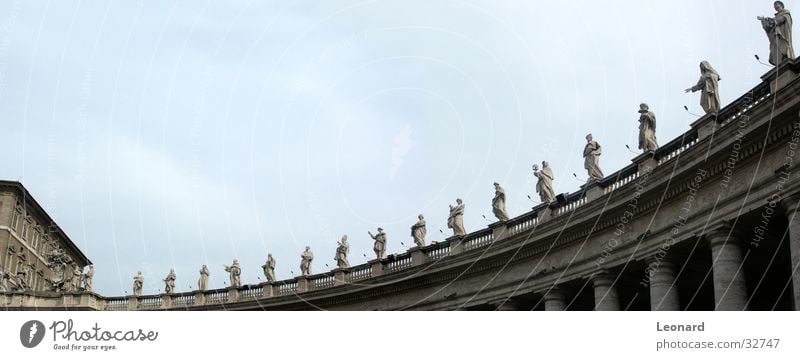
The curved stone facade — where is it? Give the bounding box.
[3,61,800,311]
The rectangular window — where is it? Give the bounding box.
[21,223,28,240]
[11,211,19,230]
[31,232,39,252]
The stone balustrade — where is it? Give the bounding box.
[2,64,799,311]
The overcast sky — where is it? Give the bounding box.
[0,0,787,295]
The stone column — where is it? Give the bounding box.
[591,271,620,311]
[647,256,680,311]
[707,222,748,311]
[781,195,800,310]
[543,287,566,311]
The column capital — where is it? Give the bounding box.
[780,192,800,214]
[590,270,617,288]
[645,254,677,269]
[490,298,520,311]
[704,221,740,248]
[542,286,564,302]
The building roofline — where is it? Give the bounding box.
[0,180,92,265]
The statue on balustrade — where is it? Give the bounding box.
[583,134,604,182]
[262,254,276,282]
[198,265,210,291]
[71,265,83,292]
[83,265,94,292]
[448,198,467,236]
[638,103,658,152]
[759,1,795,66]
[335,235,350,268]
[300,247,314,276]
[369,228,387,259]
[492,182,510,222]
[411,214,427,247]
[224,259,242,288]
[133,271,144,296]
[533,161,556,204]
[164,269,176,294]
[685,61,721,115]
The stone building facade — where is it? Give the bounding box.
[0,181,91,293]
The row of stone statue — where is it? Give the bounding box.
[127,2,795,296]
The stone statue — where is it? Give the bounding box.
[583,134,604,182]
[685,61,721,115]
[300,247,314,276]
[133,271,144,296]
[369,228,387,259]
[759,1,795,66]
[198,265,210,291]
[71,265,82,291]
[492,182,510,222]
[533,161,556,204]
[15,268,29,291]
[448,199,466,236]
[224,260,242,288]
[261,254,276,282]
[45,243,70,292]
[164,269,176,294]
[335,235,350,268]
[411,214,427,247]
[83,265,94,292]
[0,268,7,292]
[638,103,658,152]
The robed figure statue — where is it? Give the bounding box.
[759,1,795,66]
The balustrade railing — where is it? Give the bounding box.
[603,166,639,194]
[310,274,335,290]
[276,280,298,296]
[105,297,128,310]
[206,289,229,304]
[655,131,700,166]
[463,229,494,251]
[507,212,538,236]
[137,295,162,310]
[385,253,413,273]
[423,242,450,260]
[554,192,587,216]
[37,74,777,311]
[239,287,263,301]
[348,263,372,282]
[172,293,196,306]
